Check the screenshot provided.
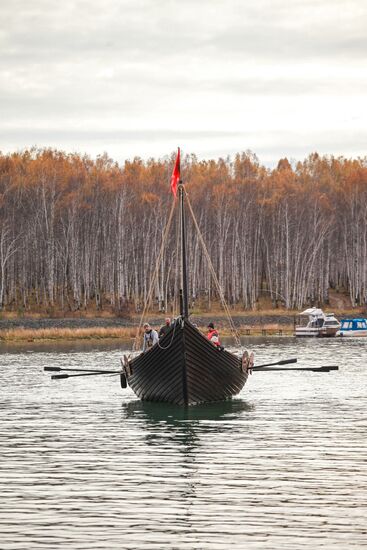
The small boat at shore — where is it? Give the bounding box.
[336,318,367,337]
[294,308,340,337]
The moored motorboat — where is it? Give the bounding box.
[294,308,340,337]
[336,318,367,337]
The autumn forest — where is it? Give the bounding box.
[0,148,366,315]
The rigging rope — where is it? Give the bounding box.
[185,190,242,348]
[157,318,180,350]
[132,187,242,351]
[133,199,176,351]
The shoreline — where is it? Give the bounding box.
[0,310,363,341]
[0,313,294,341]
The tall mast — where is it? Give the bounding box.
[179,181,189,319]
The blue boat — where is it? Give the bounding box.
[336,318,367,337]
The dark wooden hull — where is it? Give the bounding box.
[125,319,248,405]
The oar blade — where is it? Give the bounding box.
[253,366,339,372]
[253,357,298,369]
[44,366,61,372]
[45,366,121,374]
[318,366,339,372]
[50,371,121,380]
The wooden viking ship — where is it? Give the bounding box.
[125,318,248,405]
[45,149,338,395]
[121,149,249,405]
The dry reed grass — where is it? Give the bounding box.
[0,323,295,341]
[0,326,138,342]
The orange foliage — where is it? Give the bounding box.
[0,147,367,311]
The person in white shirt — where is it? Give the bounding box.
[142,323,159,352]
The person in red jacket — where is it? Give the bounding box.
[207,322,222,347]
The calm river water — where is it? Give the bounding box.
[0,337,366,549]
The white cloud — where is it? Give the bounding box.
[0,0,366,165]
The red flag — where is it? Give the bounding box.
[170,148,180,198]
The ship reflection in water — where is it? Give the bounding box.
[123,397,254,423]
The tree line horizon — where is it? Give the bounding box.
[0,147,366,314]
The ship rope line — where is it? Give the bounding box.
[135,188,242,352]
[133,199,176,351]
[184,189,242,349]
[156,206,183,351]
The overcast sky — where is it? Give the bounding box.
[1,0,366,166]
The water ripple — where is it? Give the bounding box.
[0,337,366,549]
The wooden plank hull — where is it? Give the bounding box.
[126,320,248,405]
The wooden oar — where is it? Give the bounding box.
[253,358,297,369]
[51,372,118,380]
[252,365,338,372]
[44,366,121,374]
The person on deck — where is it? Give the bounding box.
[143,323,159,352]
[159,318,171,339]
[207,322,221,347]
